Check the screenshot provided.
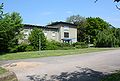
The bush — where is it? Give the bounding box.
[28,28,47,51]
[45,40,61,50]
[25,45,34,51]
[9,44,27,53]
[72,42,88,48]
[94,29,119,47]
[45,40,74,50]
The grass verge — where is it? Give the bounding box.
[0,48,117,60]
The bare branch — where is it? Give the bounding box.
[116,5,120,10]
[94,0,98,3]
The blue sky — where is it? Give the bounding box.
[1,0,120,27]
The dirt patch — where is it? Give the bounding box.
[3,62,46,70]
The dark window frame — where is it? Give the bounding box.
[64,32,69,38]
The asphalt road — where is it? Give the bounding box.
[1,49,120,81]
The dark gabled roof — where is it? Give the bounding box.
[24,24,44,28]
[47,21,77,26]
[23,24,58,29]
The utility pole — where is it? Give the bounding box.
[88,35,90,47]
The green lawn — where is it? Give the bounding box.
[0,67,7,75]
[0,48,117,60]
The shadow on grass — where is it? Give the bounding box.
[27,67,108,81]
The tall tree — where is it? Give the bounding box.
[0,5,23,53]
[66,15,85,25]
[86,17,110,43]
[0,3,3,19]
[94,28,119,47]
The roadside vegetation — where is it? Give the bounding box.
[102,71,120,81]
[0,67,7,75]
[0,48,115,60]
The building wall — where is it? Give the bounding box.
[20,24,77,44]
[59,24,77,43]
[42,28,59,42]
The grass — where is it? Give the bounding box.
[101,71,120,81]
[0,67,7,75]
[0,48,117,60]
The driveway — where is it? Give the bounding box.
[1,49,120,81]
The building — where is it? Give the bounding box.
[21,22,77,43]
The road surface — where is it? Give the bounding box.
[1,49,120,81]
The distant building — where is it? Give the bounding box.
[20,22,77,43]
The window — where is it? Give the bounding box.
[64,32,69,38]
[52,32,55,37]
[64,26,69,32]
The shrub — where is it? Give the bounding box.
[25,45,34,51]
[28,28,47,50]
[94,29,119,47]
[45,40,61,50]
[9,44,27,53]
[72,42,88,48]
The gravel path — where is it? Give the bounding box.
[1,49,120,81]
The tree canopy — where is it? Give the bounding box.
[28,28,47,50]
[0,3,23,53]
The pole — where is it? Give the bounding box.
[39,32,41,52]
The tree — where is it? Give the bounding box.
[0,12,23,53]
[0,3,3,19]
[94,28,119,47]
[95,0,120,3]
[113,28,120,46]
[66,15,86,25]
[28,28,47,51]
[86,17,110,43]
[95,0,120,10]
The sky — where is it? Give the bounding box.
[0,0,120,27]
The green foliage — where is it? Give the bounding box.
[0,11,23,53]
[9,44,27,53]
[73,42,88,48]
[0,3,3,19]
[94,29,119,47]
[45,40,74,50]
[25,45,34,51]
[102,71,120,81]
[66,15,86,25]
[45,40,61,50]
[0,67,7,75]
[113,28,120,46]
[86,17,110,43]
[28,28,47,51]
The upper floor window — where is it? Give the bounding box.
[64,26,69,32]
[64,32,69,38]
[52,32,55,37]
